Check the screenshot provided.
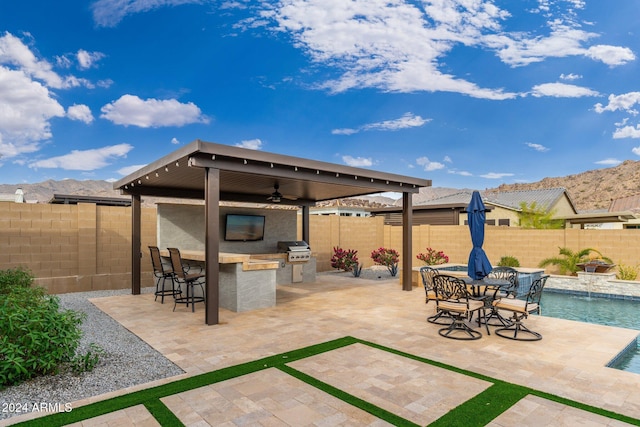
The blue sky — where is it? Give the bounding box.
[1,0,639,189]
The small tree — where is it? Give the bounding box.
[538,247,612,276]
[517,202,564,229]
[371,247,399,277]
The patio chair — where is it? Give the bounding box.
[168,247,205,312]
[420,266,451,325]
[149,246,180,303]
[433,274,489,340]
[493,275,549,341]
[482,266,518,326]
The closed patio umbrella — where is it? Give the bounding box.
[467,191,492,280]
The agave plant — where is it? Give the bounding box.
[538,247,613,276]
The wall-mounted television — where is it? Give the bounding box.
[224,214,265,241]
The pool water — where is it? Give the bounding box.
[541,291,640,374]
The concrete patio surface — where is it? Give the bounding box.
[5,273,640,426]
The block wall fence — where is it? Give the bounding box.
[1,203,639,294]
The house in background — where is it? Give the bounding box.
[0,188,26,203]
[310,206,371,217]
[371,187,577,227]
[562,193,640,229]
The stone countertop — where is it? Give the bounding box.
[160,250,280,271]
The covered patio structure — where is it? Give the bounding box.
[113,140,431,325]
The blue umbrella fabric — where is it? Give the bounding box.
[467,191,492,280]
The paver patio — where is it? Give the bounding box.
[5,273,640,426]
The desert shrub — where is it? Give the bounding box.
[0,267,103,387]
[0,266,34,295]
[331,247,359,272]
[0,286,85,387]
[616,263,639,281]
[497,256,520,267]
[70,343,106,374]
[416,248,449,265]
[371,247,400,276]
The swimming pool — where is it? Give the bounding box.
[541,291,640,374]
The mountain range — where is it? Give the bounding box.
[2,159,639,211]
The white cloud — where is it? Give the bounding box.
[443,156,452,163]
[633,146,640,156]
[448,169,472,176]
[171,137,180,144]
[594,158,622,166]
[416,156,444,171]
[530,82,599,98]
[613,124,640,139]
[480,172,514,179]
[91,1,633,100]
[560,73,581,80]
[235,139,263,150]
[594,92,640,115]
[342,155,372,167]
[92,0,201,27]
[0,66,65,158]
[76,49,105,69]
[100,94,210,127]
[118,164,147,176]
[333,112,430,135]
[332,128,358,135]
[29,143,133,171]
[490,22,634,68]
[525,142,549,152]
[0,32,65,88]
[586,45,636,66]
[264,0,517,99]
[67,104,94,124]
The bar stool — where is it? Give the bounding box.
[149,246,180,303]
[167,248,205,312]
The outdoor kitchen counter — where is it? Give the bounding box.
[160,250,280,271]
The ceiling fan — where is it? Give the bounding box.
[267,183,297,203]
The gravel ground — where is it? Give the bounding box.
[327,265,400,281]
[0,287,184,422]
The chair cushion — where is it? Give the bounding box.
[494,298,538,314]
[438,299,483,313]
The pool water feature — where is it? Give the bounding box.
[541,291,640,374]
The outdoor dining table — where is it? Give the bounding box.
[462,277,511,298]
[462,277,512,327]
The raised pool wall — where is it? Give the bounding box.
[546,272,640,300]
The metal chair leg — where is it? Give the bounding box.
[494,313,542,341]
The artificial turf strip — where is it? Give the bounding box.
[278,364,419,427]
[427,383,529,427]
[354,337,640,427]
[143,399,185,427]
[11,336,359,427]
[10,335,640,427]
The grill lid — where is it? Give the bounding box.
[277,240,310,252]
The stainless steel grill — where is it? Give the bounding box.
[277,240,311,262]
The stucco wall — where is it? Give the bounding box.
[157,203,297,254]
